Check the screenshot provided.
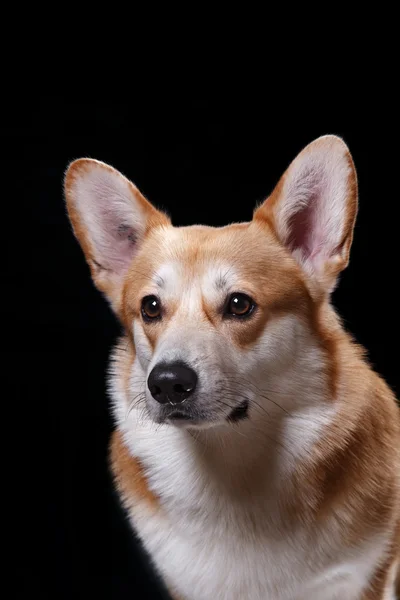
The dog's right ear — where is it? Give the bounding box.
[64,159,170,311]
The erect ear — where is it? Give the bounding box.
[254,135,358,295]
[64,159,170,311]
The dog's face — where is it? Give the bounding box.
[121,222,311,426]
[65,136,357,428]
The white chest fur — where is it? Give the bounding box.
[116,415,387,600]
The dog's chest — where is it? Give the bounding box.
[121,429,378,600]
[127,483,377,600]
[134,508,310,599]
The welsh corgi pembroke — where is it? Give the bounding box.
[64,135,400,600]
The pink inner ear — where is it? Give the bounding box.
[287,188,325,261]
[117,224,137,244]
[93,200,140,274]
[268,137,356,278]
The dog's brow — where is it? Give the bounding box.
[215,273,228,291]
[154,275,165,288]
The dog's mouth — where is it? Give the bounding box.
[164,409,207,428]
[168,410,194,421]
[227,399,249,422]
[160,399,250,428]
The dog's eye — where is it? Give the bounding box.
[141,296,161,321]
[225,293,255,318]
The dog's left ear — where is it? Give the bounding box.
[254,135,358,294]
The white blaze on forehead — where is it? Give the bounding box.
[153,262,237,303]
[150,262,239,319]
[153,261,202,313]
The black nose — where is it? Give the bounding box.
[148,361,198,405]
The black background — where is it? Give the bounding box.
[6,97,399,598]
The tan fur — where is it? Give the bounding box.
[110,429,159,511]
[65,138,400,598]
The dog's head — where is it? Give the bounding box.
[64,136,357,428]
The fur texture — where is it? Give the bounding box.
[65,136,400,599]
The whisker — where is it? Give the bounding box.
[126,390,146,419]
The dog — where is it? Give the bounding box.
[64,135,400,599]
